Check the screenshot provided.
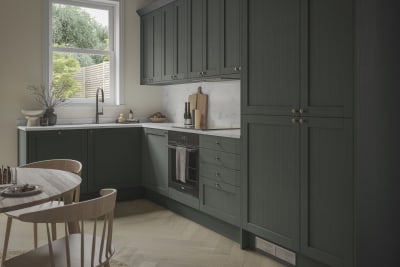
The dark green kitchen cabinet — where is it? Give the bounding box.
[241,115,300,251]
[242,0,353,118]
[19,129,89,193]
[141,9,162,84]
[188,0,221,78]
[142,128,168,196]
[161,0,188,81]
[242,115,354,267]
[87,128,142,192]
[300,118,353,267]
[241,1,354,264]
[199,135,241,226]
[220,0,241,76]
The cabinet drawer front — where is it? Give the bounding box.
[200,178,240,226]
[200,148,240,170]
[200,162,240,186]
[200,135,240,154]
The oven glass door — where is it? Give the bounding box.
[168,145,199,197]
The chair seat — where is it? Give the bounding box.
[4,233,115,267]
[5,201,66,218]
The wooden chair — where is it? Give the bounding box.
[1,159,82,267]
[3,188,117,267]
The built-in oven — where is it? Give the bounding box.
[167,131,199,197]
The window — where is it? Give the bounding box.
[46,0,122,105]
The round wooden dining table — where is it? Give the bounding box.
[0,167,82,213]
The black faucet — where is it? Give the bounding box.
[95,87,104,124]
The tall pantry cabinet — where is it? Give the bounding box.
[241,0,354,267]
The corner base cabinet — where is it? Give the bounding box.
[19,129,89,193]
[18,127,142,196]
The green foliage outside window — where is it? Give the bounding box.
[52,3,109,98]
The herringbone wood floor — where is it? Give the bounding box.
[0,199,284,267]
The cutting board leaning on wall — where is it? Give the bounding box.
[188,87,208,128]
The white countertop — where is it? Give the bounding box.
[18,123,241,139]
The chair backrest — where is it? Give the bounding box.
[21,159,83,176]
[17,189,117,267]
[21,159,82,202]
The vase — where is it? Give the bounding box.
[44,108,57,126]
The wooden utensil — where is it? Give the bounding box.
[195,87,208,128]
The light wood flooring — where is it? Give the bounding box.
[0,199,284,267]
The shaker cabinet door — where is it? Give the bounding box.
[26,130,88,193]
[300,118,353,267]
[142,128,168,196]
[141,10,162,84]
[242,115,300,251]
[301,0,354,118]
[220,0,241,76]
[242,0,300,116]
[88,128,142,192]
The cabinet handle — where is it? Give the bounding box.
[215,156,220,161]
[215,141,220,145]
[291,118,298,124]
[291,109,298,114]
[198,72,203,76]
[299,118,306,124]
[215,183,220,188]
[215,172,220,177]
[299,108,305,114]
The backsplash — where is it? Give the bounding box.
[162,80,240,128]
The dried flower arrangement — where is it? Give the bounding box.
[26,83,67,110]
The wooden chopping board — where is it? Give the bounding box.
[195,87,208,128]
[188,92,197,115]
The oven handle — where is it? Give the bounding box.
[167,144,198,153]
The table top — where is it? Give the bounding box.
[0,168,82,213]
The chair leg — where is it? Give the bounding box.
[33,223,38,248]
[51,223,57,241]
[2,217,13,267]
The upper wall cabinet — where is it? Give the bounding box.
[241,0,353,118]
[141,10,162,84]
[188,0,221,79]
[161,0,188,81]
[138,0,241,84]
[220,0,241,76]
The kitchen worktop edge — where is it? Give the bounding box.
[18,123,241,138]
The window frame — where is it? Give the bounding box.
[44,0,124,105]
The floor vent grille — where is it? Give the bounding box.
[255,237,296,266]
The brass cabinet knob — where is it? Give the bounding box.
[299,118,306,124]
[299,108,305,114]
[215,156,220,161]
[291,118,298,124]
[215,183,220,188]
[215,172,220,177]
[291,109,298,114]
[215,141,220,145]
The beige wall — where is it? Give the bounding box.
[0,0,162,165]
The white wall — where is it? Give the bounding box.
[162,80,240,128]
[0,0,162,165]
